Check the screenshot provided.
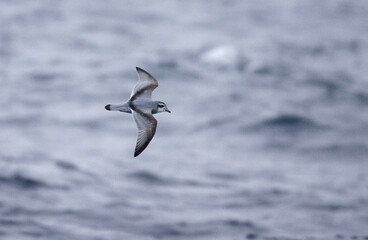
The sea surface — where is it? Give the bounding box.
[1,1,368,239]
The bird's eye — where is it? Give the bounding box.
[159,104,164,108]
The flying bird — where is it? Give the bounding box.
[105,67,171,157]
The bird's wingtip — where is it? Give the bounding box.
[134,147,144,157]
[136,66,150,75]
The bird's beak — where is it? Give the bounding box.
[165,109,171,113]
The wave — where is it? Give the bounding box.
[55,160,78,171]
[246,114,323,132]
[301,143,368,156]
[127,170,168,185]
[0,173,46,190]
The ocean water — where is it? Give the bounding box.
[1,1,368,239]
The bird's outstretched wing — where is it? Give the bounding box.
[129,67,158,101]
[131,109,157,157]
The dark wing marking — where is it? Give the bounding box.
[131,108,157,157]
[129,67,159,101]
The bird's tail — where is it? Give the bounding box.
[105,103,132,113]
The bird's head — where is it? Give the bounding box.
[156,101,171,113]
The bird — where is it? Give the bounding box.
[105,67,171,157]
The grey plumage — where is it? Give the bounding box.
[105,67,170,157]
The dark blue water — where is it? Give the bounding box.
[1,1,368,239]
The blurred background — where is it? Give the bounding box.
[1,0,368,239]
